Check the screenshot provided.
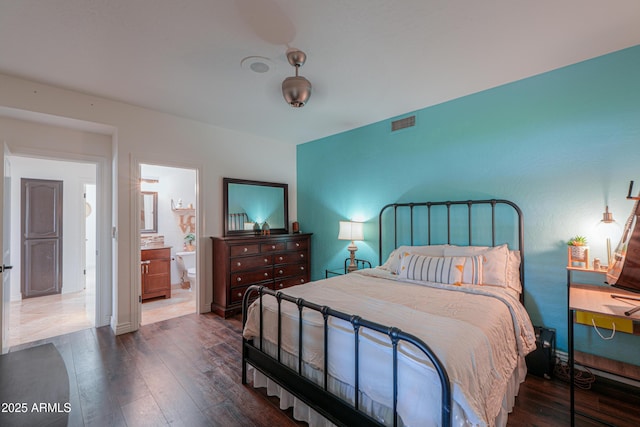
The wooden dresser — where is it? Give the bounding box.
[211,233,312,317]
[141,247,172,301]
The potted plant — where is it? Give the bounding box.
[184,233,196,251]
[567,235,588,263]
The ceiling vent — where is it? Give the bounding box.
[391,115,416,132]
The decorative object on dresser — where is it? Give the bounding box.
[141,247,171,301]
[211,233,311,318]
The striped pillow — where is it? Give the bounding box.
[462,255,483,285]
[398,254,465,285]
[398,254,484,285]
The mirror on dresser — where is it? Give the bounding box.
[140,191,158,233]
[223,178,289,236]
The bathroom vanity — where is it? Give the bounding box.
[141,247,172,301]
[211,233,311,317]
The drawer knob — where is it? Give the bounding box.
[243,247,248,252]
[296,243,300,247]
[272,245,276,249]
[237,277,242,282]
[264,272,268,277]
[264,258,268,263]
[300,254,304,258]
[300,279,305,283]
[279,270,283,274]
[300,266,305,270]
[278,283,284,288]
[237,292,242,297]
[237,262,242,267]
[279,256,283,261]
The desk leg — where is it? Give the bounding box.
[568,270,575,426]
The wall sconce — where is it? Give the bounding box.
[599,206,619,267]
[338,221,364,273]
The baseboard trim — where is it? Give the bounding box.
[112,320,136,335]
[556,350,640,388]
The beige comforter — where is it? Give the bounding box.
[243,268,536,426]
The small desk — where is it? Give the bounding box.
[567,267,640,426]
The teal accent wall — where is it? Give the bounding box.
[297,45,640,363]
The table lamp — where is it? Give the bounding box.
[338,221,364,273]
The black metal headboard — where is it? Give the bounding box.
[378,199,525,297]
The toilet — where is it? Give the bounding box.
[175,251,196,290]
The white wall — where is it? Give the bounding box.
[0,72,297,335]
[9,156,96,300]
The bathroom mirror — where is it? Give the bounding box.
[223,178,288,236]
[140,191,158,233]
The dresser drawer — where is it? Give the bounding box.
[275,276,307,290]
[274,263,307,278]
[230,254,272,272]
[231,268,272,287]
[287,239,308,251]
[273,251,307,265]
[141,247,170,260]
[261,242,286,252]
[230,244,260,257]
[230,283,275,304]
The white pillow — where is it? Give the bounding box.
[398,254,466,285]
[444,244,510,287]
[381,245,449,274]
[507,250,522,293]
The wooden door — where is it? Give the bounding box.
[21,178,63,298]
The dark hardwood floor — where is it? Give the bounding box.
[6,312,639,427]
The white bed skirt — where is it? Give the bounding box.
[246,354,528,427]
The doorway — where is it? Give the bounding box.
[139,164,198,325]
[8,156,99,347]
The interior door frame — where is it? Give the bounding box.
[1,142,12,354]
[133,158,202,329]
[9,150,111,329]
[81,181,97,325]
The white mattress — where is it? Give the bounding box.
[243,268,536,426]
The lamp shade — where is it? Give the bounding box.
[338,221,364,241]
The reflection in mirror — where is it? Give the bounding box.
[140,191,158,233]
[223,178,288,236]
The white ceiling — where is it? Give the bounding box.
[1,0,639,145]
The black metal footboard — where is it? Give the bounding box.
[242,285,452,427]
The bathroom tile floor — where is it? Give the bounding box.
[8,284,196,348]
[141,284,196,325]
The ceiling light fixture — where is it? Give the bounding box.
[282,49,311,108]
[240,56,273,74]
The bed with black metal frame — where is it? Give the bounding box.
[242,199,527,427]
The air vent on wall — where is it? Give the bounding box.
[391,115,416,132]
